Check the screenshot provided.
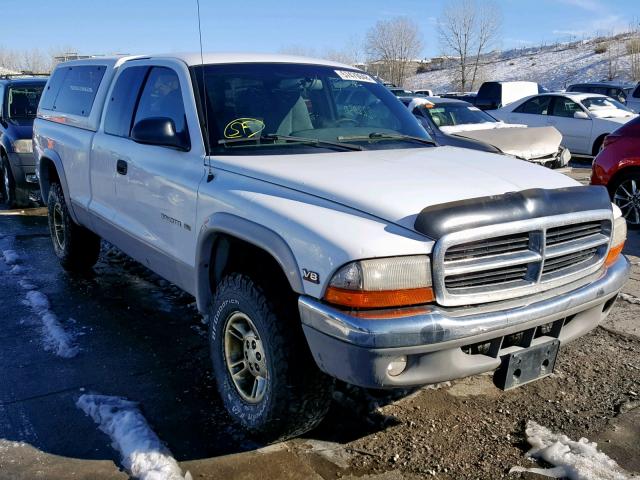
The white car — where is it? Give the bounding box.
[34,54,630,441]
[493,92,638,156]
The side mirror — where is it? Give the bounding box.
[131,117,190,151]
[573,111,589,120]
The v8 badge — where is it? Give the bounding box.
[302,269,320,284]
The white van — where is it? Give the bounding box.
[475,81,541,110]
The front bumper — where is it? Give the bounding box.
[299,256,630,388]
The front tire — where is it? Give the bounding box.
[209,273,334,442]
[610,170,640,229]
[47,182,101,270]
[1,155,16,208]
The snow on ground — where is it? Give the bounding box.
[510,420,635,480]
[406,34,639,93]
[2,249,19,265]
[76,394,191,480]
[24,290,79,358]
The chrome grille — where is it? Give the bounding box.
[432,211,612,306]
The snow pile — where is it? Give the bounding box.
[510,420,634,480]
[24,290,79,358]
[18,278,36,290]
[76,394,191,480]
[2,249,19,265]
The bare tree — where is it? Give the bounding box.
[438,0,502,91]
[365,17,423,86]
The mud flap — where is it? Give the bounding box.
[494,340,560,390]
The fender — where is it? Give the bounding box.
[195,212,304,313]
[37,148,79,223]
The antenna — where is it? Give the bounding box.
[196,0,213,181]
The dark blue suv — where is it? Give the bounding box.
[0,76,48,207]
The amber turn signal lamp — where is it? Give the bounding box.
[325,286,435,309]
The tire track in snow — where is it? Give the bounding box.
[76,394,191,480]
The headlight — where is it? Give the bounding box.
[324,255,434,308]
[605,215,626,267]
[12,139,33,154]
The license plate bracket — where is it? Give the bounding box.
[494,339,560,390]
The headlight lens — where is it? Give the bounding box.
[605,215,626,267]
[12,139,33,154]
[325,255,434,308]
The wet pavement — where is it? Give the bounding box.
[0,166,639,479]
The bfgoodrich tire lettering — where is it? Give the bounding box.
[47,182,101,270]
[209,273,334,442]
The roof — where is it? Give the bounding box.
[569,81,636,88]
[0,76,49,85]
[400,95,470,105]
[539,92,610,100]
[56,52,357,70]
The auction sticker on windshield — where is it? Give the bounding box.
[334,70,376,83]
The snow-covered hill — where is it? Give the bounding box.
[405,33,639,93]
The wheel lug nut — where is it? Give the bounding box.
[256,352,262,361]
[246,340,250,349]
[252,340,256,349]
[255,363,260,371]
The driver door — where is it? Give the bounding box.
[546,96,592,154]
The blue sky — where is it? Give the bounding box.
[4,0,638,58]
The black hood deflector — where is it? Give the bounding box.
[414,186,612,239]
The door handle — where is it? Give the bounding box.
[116,159,128,175]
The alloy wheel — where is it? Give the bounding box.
[52,202,66,249]
[614,178,640,226]
[223,311,268,403]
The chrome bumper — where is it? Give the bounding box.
[299,256,629,388]
[299,256,629,350]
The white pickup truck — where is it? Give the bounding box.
[34,54,630,441]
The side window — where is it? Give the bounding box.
[104,66,149,137]
[39,67,69,110]
[550,97,582,118]
[633,85,640,99]
[50,65,106,116]
[514,96,551,115]
[133,67,187,136]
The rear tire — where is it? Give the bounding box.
[1,155,16,208]
[209,273,334,442]
[610,169,640,230]
[47,182,101,270]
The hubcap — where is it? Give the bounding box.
[3,166,9,201]
[614,178,640,226]
[53,203,65,249]
[223,312,268,403]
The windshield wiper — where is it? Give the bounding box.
[338,132,437,146]
[218,134,364,151]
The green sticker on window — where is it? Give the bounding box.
[224,118,265,139]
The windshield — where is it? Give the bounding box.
[192,63,431,155]
[420,103,497,127]
[581,96,632,113]
[7,84,45,119]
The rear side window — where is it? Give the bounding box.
[477,82,501,101]
[104,66,149,137]
[634,85,640,98]
[514,96,551,115]
[42,65,106,117]
[133,67,187,136]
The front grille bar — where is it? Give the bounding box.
[432,210,613,306]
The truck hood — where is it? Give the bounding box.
[210,146,579,233]
[444,126,562,161]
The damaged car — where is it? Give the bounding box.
[402,96,571,168]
